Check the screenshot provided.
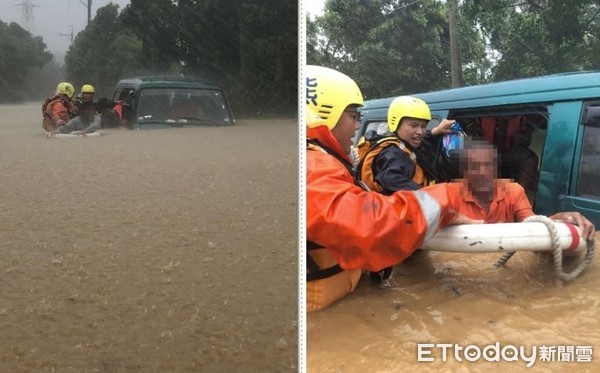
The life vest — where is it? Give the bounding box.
[355,135,432,192]
[306,138,363,312]
[307,241,362,312]
[42,96,76,131]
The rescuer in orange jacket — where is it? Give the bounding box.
[42,82,77,132]
[305,65,480,312]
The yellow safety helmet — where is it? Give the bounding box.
[56,82,75,98]
[81,84,95,94]
[387,96,431,133]
[306,65,364,129]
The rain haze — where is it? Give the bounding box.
[0,0,131,63]
[1,1,298,371]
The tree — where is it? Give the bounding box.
[175,0,297,115]
[63,0,297,116]
[308,0,600,98]
[457,0,600,80]
[0,21,52,102]
[308,0,455,98]
[65,4,150,98]
[118,0,180,72]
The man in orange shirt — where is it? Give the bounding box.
[456,139,595,240]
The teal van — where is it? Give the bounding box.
[111,75,235,129]
[357,71,600,226]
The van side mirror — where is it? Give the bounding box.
[583,104,600,127]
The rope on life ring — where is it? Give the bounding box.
[494,215,595,281]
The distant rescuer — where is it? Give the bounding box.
[42,82,77,132]
[305,65,480,312]
[75,84,96,113]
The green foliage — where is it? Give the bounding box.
[62,0,297,116]
[175,0,297,116]
[65,4,125,97]
[308,0,600,98]
[0,21,52,102]
[118,0,180,71]
[308,0,454,99]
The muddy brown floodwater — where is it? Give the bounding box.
[0,103,297,372]
[308,235,600,372]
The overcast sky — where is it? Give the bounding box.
[305,0,324,20]
[0,0,130,61]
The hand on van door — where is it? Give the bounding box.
[550,212,596,242]
[431,119,456,136]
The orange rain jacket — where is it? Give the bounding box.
[42,96,76,132]
[306,125,467,311]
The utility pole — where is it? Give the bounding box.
[449,0,463,88]
[79,0,92,25]
[88,0,92,25]
[60,25,74,44]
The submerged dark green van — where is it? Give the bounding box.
[111,75,235,129]
[357,71,600,226]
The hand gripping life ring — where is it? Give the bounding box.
[421,216,595,282]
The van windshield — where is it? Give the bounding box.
[136,88,233,126]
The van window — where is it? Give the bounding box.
[136,88,231,124]
[446,106,548,204]
[117,88,136,105]
[576,102,600,198]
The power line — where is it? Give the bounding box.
[60,25,74,44]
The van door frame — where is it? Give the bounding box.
[557,100,600,224]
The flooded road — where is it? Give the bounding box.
[0,103,297,371]
[308,235,600,372]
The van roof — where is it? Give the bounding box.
[115,75,221,90]
[362,70,600,111]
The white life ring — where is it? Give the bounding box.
[421,222,585,254]
[45,130,104,139]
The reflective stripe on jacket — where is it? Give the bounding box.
[306,125,462,311]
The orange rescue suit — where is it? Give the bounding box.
[42,96,76,132]
[306,125,463,311]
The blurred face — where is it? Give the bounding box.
[396,117,427,148]
[82,92,94,102]
[464,146,497,195]
[331,105,360,155]
[81,104,96,122]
